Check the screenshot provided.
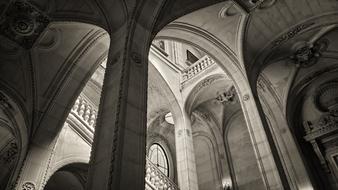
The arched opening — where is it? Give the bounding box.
[255,13,338,190]
[0,92,28,189]
[45,163,88,190]
[148,143,169,176]
[147,1,282,189]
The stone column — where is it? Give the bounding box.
[175,112,199,190]
[85,0,163,190]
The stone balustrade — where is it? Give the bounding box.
[145,157,179,190]
[181,55,215,83]
[70,95,97,128]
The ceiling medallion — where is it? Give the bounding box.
[0,0,50,49]
[10,15,35,36]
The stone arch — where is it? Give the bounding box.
[0,91,28,189]
[184,74,229,115]
[286,66,338,189]
[155,3,286,189]
[257,25,338,189]
[44,163,89,190]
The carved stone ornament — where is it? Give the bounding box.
[22,182,35,190]
[0,0,50,49]
[243,94,250,101]
[291,40,327,68]
[216,86,237,105]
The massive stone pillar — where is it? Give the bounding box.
[175,112,199,190]
[85,0,163,190]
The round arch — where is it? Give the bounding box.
[0,91,28,189]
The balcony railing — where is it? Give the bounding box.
[145,157,179,190]
[181,55,215,83]
[70,95,97,128]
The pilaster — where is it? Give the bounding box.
[175,112,199,190]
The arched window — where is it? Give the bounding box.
[149,144,169,176]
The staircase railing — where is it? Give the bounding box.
[145,157,179,190]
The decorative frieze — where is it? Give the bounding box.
[272,23,314,48]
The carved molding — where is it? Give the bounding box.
[0,0,50,49]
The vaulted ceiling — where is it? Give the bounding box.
[1,0,338,142]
